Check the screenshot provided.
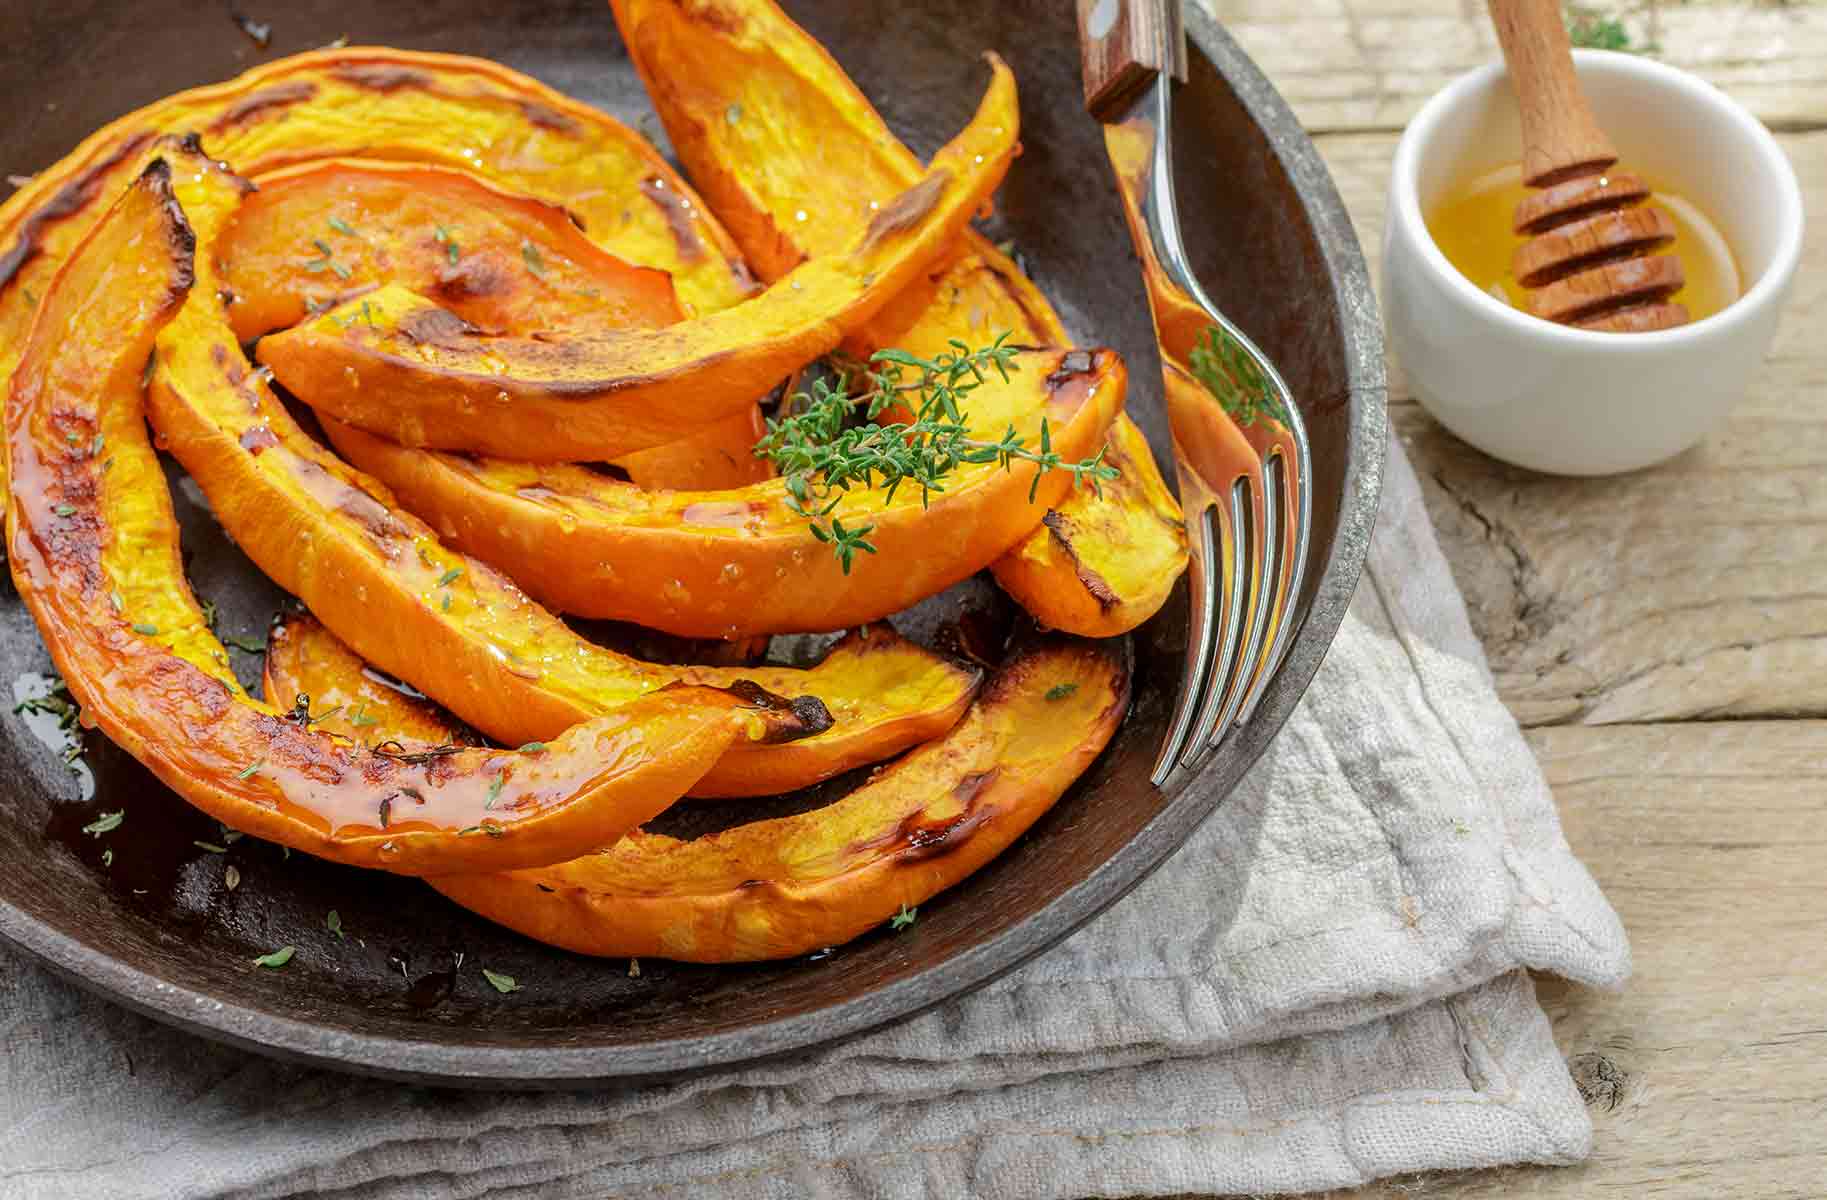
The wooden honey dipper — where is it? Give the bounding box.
[1489,0,1688,332]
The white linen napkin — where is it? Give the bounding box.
[0,438,1628,1199]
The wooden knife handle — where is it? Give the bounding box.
[1076,0,1187,120]
[1488,0,1618,186]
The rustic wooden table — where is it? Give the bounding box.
[1204,1,1827,1195]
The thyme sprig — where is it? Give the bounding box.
[754,333,1118,572]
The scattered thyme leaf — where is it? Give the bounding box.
[102,848,114,868]
[1044,683,1079,702]
[441,592,452,612]
[131,622,159,636]
[482,968,521,994]
[252,945,295,969]
[516,741,546,753]
[328,216,357,237]
[485,773,505,809]
[224,864,241,890]
[52,503,76,517]
[237,760,262,781]
[326,909,345,939]
[193,841,229,854]
[436,566,463,587]
[890,904,918,931]
[222,634,267,654]
[349,704,378,728]
[521,240,545,278]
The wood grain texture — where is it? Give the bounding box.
[1077,0,1189,118]
[1208,0,1827,133]
[1316,129,1827,728]
[1488,0,1619,186]
[1253,722,1827,1199]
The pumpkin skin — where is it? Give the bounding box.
[216,155,771,491]
[3,149,789,877]
[251,57,1023,463]
[431,636,1130,962]
[322,347,1127,638]
[0,48,781,495]
[610,0,1188,635]
[143,143,981,799]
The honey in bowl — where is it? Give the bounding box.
[1426,163,1742,326]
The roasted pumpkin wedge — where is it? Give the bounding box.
[0,47,774,494]
[263,612,472,748]
[252,57,1020,462]
[220,158,770,491]
[322,347,1125,638]
[3,153,785,876]
[431,636,1130,962]
[611,0,1187,635]
[220,158,685,342]
[142,144,980,797]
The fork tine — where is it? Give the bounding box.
[1149,498,1222,786]
[1228,450,1287,731]
[1175,477,1250,777]
[1200,468,1275,755]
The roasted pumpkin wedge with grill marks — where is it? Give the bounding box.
[143,143,981,797]
[431,636,1130,962]
[322,347,1125,638]
[252,56,1020,462]
[0,47,771,494]
[220,158,770,490]
[610,0,1187,634]
[4,154,786,876]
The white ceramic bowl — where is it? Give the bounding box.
[1382,50,1804,475]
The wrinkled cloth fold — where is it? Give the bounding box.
[0,438,1628,1199]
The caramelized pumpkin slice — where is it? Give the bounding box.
[144,143,974,797]
[0,47,768,494]
[221,158,769,490]
[323,347,1124,638]
[252,57,1020,462]
[220,158,685,341]
[263,612,471,748]
[432,636,1130,962]
[611,0,1187,634]
[3,154,775,876]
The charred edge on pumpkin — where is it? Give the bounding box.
[397,306,480,346]
[892,769,1000,863]
[971,248,1063,345]
[638,176,707,264]
[0,130,157,293]
[207,81,318,133]
[859,171,949,255]
[332,63,432,92]
[1039,510,1121,611]
[434,252,513,303]
[722,679,835,743]
[515,98,581,136]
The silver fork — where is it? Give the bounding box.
[1075,0,1314,788]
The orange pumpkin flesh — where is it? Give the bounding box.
[252,57,1021,463]
[321,347,1126,638]
[4,152,776,876]
[220,158,771,491]
[431,636,1129,961]
[610,0,1187,635]
[263,612,471,748]
[143,145,979,798]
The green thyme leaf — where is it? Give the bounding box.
[521,240,546,278]
[52,503,76,517]
[1044,683,1079,702]
[889,904,918,931]
[252,945,296,969]
[131,623,159,636]
[516,741,546,753]
[436,566,463,587]
[328,216,357,236]
[237,761,262,781]
[482,968,521,994]
[193,841,229,854]
[222,634,267,654]
[326,909,345,939]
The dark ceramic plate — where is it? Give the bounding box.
[0,0,1384,1086]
